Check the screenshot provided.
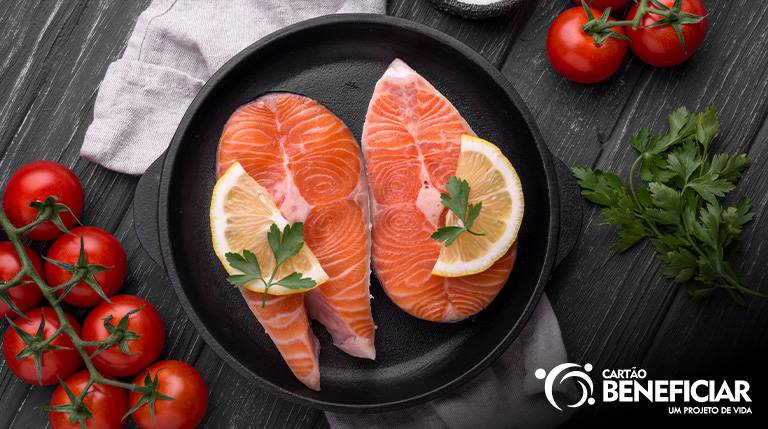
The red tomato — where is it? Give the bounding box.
[2,307,82,385]
[0,242,43,317]
[82,295,165,377]
[547,6,628,84]
[572,0,628,11]
[45,226,127,307]
[129,360,208,429]
[2,161,84,241]
[626,0,708,67]
[49,370,128,429]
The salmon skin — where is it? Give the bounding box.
[362,59,517,323]
[217,93,375,391]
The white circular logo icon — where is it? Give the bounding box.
[535,363,595,411]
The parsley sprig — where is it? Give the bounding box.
[225,223,317,307]
[572,106,765,305]
[431,176,483,246]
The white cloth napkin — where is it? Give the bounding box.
[80,1,575,427]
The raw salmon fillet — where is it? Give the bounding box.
[217,93,375,391]
[362,59,517,323]
[241,291,320,390]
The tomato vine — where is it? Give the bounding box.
[0,204,167,426]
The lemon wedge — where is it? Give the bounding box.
[210,162,328,294]
[432,135,524,277]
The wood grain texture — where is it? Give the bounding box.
[502,0,768,423]
[2,0,767,427]
[388,0,533,67]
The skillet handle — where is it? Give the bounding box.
[132,154,166,268]
[552,156,582,267]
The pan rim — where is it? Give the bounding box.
[157,13,560,412]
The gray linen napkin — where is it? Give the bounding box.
[81,0,385,174]
[80,1,574,427]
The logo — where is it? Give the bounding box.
[535,364,754,416]
[535,363,595,411]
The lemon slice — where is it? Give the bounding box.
[210,162,328,294]
[432,135,524,277]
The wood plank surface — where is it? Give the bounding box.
[1,0,766,427]
[502,0,768,422]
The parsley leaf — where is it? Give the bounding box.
[431,176,484,246]
[225,222,316,307]
[572,106,765,305]
[225,250,263,287]
[268,223,306,266]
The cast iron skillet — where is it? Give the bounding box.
[132,14,582,412]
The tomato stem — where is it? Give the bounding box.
[582,0,702,46]
[0,207,147,411]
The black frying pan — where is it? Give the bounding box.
[132,14,581,412]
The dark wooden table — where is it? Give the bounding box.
[1,0,766,427]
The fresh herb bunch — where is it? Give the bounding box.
[431,176,484,246]
[572,106,765,305]
[225,222,317,307]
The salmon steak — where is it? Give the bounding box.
[217,93,375,391]
[362,59,517,323]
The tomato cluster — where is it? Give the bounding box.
[549,0,709,83]
[1,161,207,429]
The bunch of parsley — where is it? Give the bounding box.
[572,106,765,305]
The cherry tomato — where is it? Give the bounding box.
[45,226,127,307]
[2,307,82,385]
[547,6,628,84]
[48,370,128,429]
[129,360,208,429]
[82,295,165,377]
[572,0,628,11]
[626,0,708,67]
[2,161,84,241]
[0,242,43,317]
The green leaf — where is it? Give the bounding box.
[666,142,701,184]
[431,176,484,246]
[268,223,306,266]
[696,106,720,150]
[647,182,680,225]
[721,197,753,247]
[572,167,627,207]
[693,203,722,250]
[707,153,750,183]
[687,173,735,204]
[225,250,263,287]
[613,221,647,252]
[441,177,470,222]
[640,154,674,183]
[668,106,691,137]
[659,248,697,283]
[601,198,646,252]
[274,272,316,290]
[465,202,482,231]
[431,226,465,246]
